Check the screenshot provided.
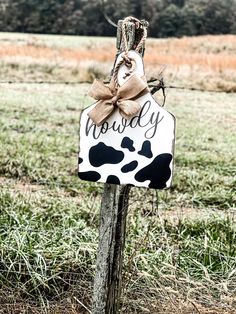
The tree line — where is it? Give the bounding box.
[0,0,235,37]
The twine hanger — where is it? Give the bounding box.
[112,16,148,86]
[87,17,149,126]
[122,16,147,57]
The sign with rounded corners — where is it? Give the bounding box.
[78,50,176,189]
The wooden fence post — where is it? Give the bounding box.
[92,19,148,314]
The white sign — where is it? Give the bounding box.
[78,51,176,189]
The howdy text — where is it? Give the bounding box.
[85,100,164,140]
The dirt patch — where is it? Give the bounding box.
[158,206,231,223]
[0,176,44,195]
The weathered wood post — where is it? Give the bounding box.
[92,19,148,314]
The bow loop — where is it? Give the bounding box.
[88,74,148,126]
[88,79,113,100]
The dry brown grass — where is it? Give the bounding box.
[1,35,235,67]
[1,298,235,314]
[0,43,116,62]
[0,34,236,91]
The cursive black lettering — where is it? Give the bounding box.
[85,117,100,139]
[101,122,109,134]
[85,100,164,140]
[145,112,164,139]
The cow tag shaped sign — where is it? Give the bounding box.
[78,50,176,189]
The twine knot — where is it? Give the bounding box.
[111,94,119,104]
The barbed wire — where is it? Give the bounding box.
[0,80,231,93]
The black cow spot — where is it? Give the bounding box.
[138,140,153,158]
[106,175,120,185]
[89,142,124,167]
[78,157,83,164]
[121,160,138,173]
[78,171,101,182]
[121,137,135,152]
[134,153,172,189]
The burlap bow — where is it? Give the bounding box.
[88,74,148,126]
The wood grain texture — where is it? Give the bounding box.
[92,19,147,314]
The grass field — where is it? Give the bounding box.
[0,33,236,313]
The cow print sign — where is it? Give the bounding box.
[78,51,176,189]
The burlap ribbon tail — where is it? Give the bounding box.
[88,74,148,126]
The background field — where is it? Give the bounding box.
[0,33,236,313]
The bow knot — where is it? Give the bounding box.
[87,74,148,126]
[111,95,119,104]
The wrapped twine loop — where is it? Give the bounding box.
[122,16,147,58]
[87,17,148,126]
[113,16,148,86]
